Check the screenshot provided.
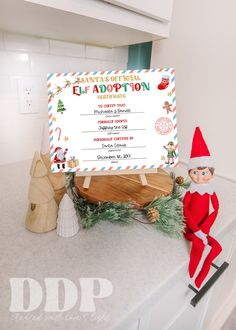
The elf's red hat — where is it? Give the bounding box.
[188,127,213,170]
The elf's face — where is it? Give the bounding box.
[189,167,213,184]
[167,144,174,150]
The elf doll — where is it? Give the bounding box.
[183,127,222,288]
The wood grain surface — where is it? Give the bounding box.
[74,169,173,207]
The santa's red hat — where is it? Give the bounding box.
[188,127,213,170]
[53,147,63,153]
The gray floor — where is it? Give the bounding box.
[221,307,236,329]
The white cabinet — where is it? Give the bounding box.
[122,220,236,330]
[0,0,174,47]
[136,269,208,330]
[103,0,174,22]
[201,223,236,329]
[167,304,206,330]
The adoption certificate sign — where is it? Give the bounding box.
[47,69,178,173]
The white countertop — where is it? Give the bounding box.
[0,161,236,330]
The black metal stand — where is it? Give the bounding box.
[188,261,229,307]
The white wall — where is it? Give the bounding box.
[151,0,236,180]
[0,32,128,165]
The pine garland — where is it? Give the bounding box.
[170,172,191,200]
[80,202,134,229]
[66,173,135,229]
[142,172,190,238]
[65,172,191,238]
[144,196,184,238]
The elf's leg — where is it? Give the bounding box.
[195,236,222,288]
[165,158,170,164]
[185,232,205,278]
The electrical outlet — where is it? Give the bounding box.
[18,78,41,114]
[24,87,32,96]
[26,98,33,108]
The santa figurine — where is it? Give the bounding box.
[53,147,68,169]
[183,127,222,288]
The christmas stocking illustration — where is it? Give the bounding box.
[158,75,170,90]
[183,127,222,288]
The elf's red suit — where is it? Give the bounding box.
[183,188,222,287]
[183,127,222,288]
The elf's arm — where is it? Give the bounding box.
[183,191,200,233]
[200,192,219,235]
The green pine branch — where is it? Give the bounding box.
[65,172,190,237]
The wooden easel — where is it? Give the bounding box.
[75,168,173,207]
[76,169,157,189]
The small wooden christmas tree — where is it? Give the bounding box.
[25,152,58,233]
[56,194,80,237]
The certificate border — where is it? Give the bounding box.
[47,68,178,173]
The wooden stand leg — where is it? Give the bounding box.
[83,176,91,189]
[139,174,147,186]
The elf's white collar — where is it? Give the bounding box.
[188,182,215,195]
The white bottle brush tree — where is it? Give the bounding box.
[57,193,80,237]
